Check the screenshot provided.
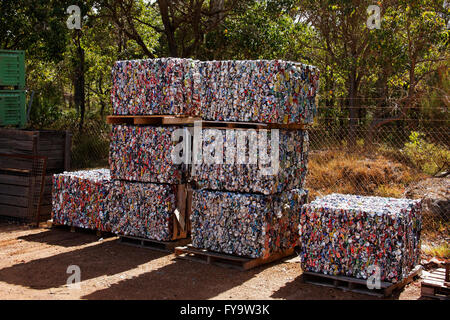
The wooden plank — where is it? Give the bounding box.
[0,158,34,171]
[200,121,305,130]
[50,222,113,237]
[162,117,200,125]
[173,184,187,240]
[107,116,134,125]
[119,235,191,253]
[423,279,445,287]
[106,115,306,130]
[303,266,422,297]
[242,248,294,270]
[0,128,35,140]
[0,204,29,218]
[0,140,33,150]
[38,204,52,217]
[0,194,29,207]
[174,245,294,271]
[46,159,64,171]
[0,173,29,186]
[108,115,200,126]
[0,183,29,195]
[303,271,392,288]
[176,245,250,262]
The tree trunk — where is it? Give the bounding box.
[73,30,85,132]
[158,0,179,57]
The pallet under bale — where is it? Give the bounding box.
[174,245,294,271]
[46,219,114,238]
[302,265,422,298]
[119,235,191,253]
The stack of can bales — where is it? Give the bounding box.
[108,124,189,240]
[112,57,319,258]
[52,129,189,241]
[52,58,319,248]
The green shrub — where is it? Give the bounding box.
[403,131,450,176]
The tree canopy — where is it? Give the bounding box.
[0,0,448,133]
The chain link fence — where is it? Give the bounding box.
[65,118,449,241]
[307,123,449,239]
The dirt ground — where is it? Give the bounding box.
[0,222,423,300]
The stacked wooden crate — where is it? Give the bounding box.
[0,128,71,222]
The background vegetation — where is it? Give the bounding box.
[1,0,449,237]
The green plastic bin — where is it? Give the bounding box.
[0,50,25,89]
[0,90,26,127]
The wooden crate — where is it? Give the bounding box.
[0,129,71,223]
[0,128,72,173]
[174,245,294,271]
[302,265,423,298]
[0,156,47,224]
[0,128,72,221]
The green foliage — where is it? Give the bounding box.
[1,0,448,172]
[403,131,450,175]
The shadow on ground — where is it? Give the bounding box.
[82,259,267,300]
[0,239,169,290]
[17,228,115,248]
[271,273,406,300]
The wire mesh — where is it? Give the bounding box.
[64,118,449,237]
[306,124,449,236]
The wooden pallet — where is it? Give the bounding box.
[107,115,201,125]
[119,235,190,253]
[47,219,113,238]
[199,121,305,130]
[421,267,450,300]
[174,245,294,271]
[303,265,423,298]
[107,115,305,130]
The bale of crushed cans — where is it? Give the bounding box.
[52,169,111,232]
[298,193,422,283]
[52,169,186,241]
[191,189,308,258]
[111,58,319,124]
[191,128,309,194]
[109,125,185,184]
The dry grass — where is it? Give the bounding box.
[306,150,426,200]
[305,150,449,239]
[422,242,450,259]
